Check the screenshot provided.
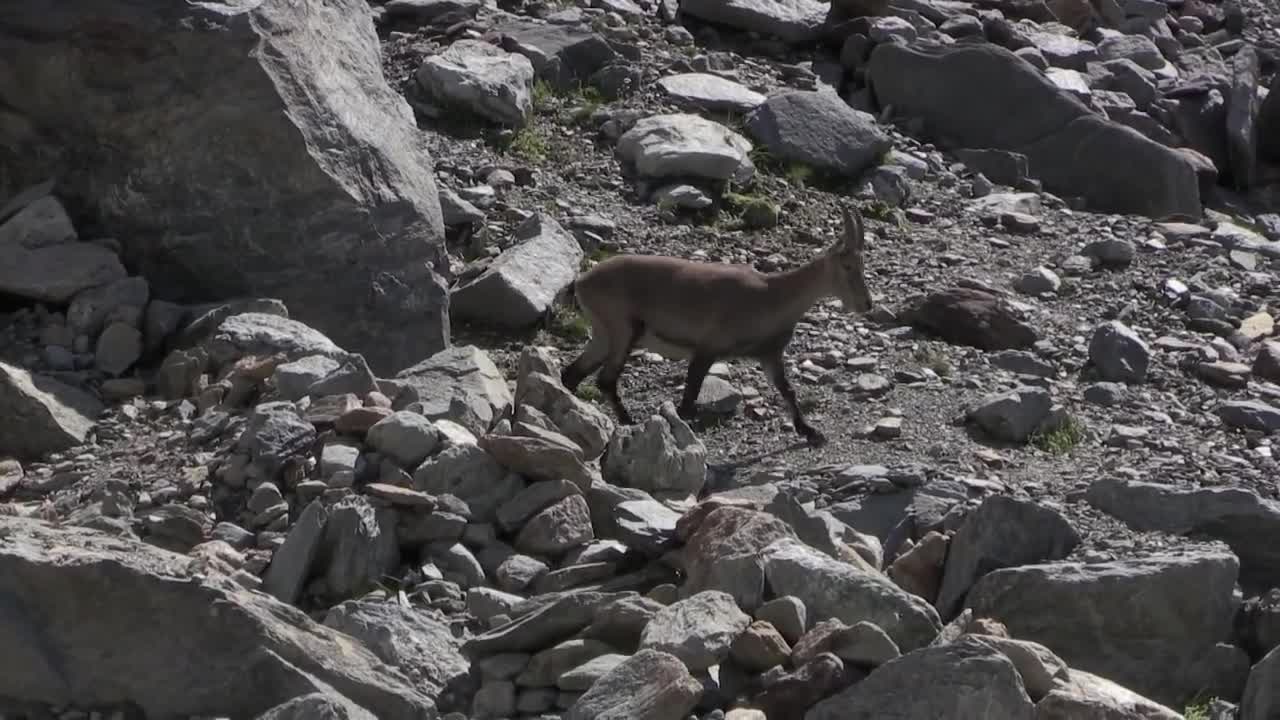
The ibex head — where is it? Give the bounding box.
[829,205,873,314]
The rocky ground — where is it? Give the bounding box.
[3,0,1280,717]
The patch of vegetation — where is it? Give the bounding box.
[575,382,602,402]
[531,79,555,112]
[723,192,780,229]
[784,162,814,188]
[913,346,952,378]
[1031,415,1086,455]
[502,125,551,163]
[1182,699,1212,720]
[547,305,591,342]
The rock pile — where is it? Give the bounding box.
[2,0,1280,716]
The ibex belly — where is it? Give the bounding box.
[637,331,695,360]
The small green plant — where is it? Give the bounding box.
[784,162,814,188]
[723,192,780,229]
[531,80,555,111]
[1182,699,1211,720]
[505,125,550,162]
[548,306,591,342]
[575,382,602,402]
[913,346,952,378]
[1031,415,1086,455]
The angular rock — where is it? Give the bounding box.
[639,590,752,671]
[514,361,613,461]
[389,345,513,437]
[1036,668,1183,719]
[901,287,1038,350]
[613,498,682,557]
[762,538,943,652]
[514,494,594,556]
[0,516,434,718]
[867,42,1201,218]
[936,495,1080,618]
[482,430,597,491]
[657,73,766,114]
[517,638,615,688]
[235,401,318,483]
[414,443,520,522]
[0,0,452,374]
[564,649,702,720]
[323,599,474,710]
[965,548,1241,706]
[731,620,793,672]
[450,213,583,329]
[204,312,347,372]
[487,19,618,91]
[681,507,797,611]
[557,653,628,691]
[262,500,329,604]
[616,113,754,183]
[417,39,534,126]
[1088,320,1150,383]
[602,401,706,497]
[319,495,399,601]
[805,636,1035,719]
[1242,644,1280,720]
[755,652,848,718]
[463,591,629,656]
[1225,45,1261,191]
[744,90,892,178]
[1086,478,1280,588]
[66,275,150,339]
[966,386,1054,444]
[679,0,825,43]
[0,361,103,461]
[1217,400,1280,434]
[366,411,441,469]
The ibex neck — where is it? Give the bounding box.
[767,253,833,327]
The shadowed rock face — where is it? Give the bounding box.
[0,0,451,375]
[0,515,436,719]
[867,41,1203,219]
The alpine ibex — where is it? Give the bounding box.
[561,204,875,447]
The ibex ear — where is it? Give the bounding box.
[841,205,865,255]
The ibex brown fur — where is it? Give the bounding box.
[562,204,874,447]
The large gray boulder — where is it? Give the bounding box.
[0,516,435,719]
[0,0,451,375]
[745,90,892,178]
[0,361,103,461]
[1085,478,1280,589]
[867,41,1201,218]
[678,0,828,44]
[450,213,583,329]
[805,636,1035,719]
[964,548,1243,707]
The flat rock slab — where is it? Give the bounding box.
[639,590,751,671]
[0,361,103,462]
[486,20,618,90]
[450,213,583,328]
[745,90,892,178]
[203,312,348,371]
[900,286,1039,351]
[564,649,702,720]
[657,73,766,114]
[964,548,1241,707]
[463,591,629,657]
[323,599,473,710]
[805,636,1035,719]
[867,41,1201,218]
[1085,478,1280,589]
[678,0,828,43]
[0,0,452,374]
[762,538,943,652]
[617,113,755,183]
[0,516,434,719]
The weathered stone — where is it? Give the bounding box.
[0,0,452,374]
[639,590,752,671]
[564,649,702,720]
[0,361,103,462]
